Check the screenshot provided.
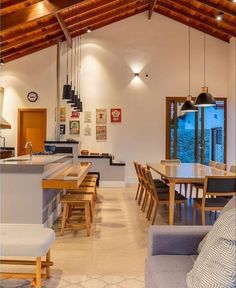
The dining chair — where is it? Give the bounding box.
[193,175,236,225]
[190,160,218,200]
[215,162,227,171]
[133,162,142,201]
[230,165,236,173]
[136,163,146,205]
[145,169,187,225]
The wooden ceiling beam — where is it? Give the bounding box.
[1,26,62,53]
[158,0,236,37]
[4,3,148,63]
[2,0,147,46]
[168,0,236,28]
[4,39,62,63]
[1,0,84,33]
[55,13,72,48]
[196,0,236,17]
[71,5,148,38]
[155,7,229,42]
[148,0,158,19]
[1,32,63,59]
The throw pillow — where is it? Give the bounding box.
[187,208,236,288]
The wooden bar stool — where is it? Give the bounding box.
[60,194,93,236]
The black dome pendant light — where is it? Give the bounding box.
[76,35,83,112]
[181,23,198,113]
[195,32,216,107]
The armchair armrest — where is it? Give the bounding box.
[148,225,211,256]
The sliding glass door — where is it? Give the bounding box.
[166,97,227,164]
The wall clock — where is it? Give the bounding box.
[27,91,38,102]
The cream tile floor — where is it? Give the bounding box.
[0,185,212,287]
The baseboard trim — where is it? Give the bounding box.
[99,181,126,188]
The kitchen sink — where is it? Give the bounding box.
[4,158,30,162]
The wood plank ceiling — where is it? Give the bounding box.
[0,0,236,63]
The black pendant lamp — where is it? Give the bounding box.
[195,33,216,107]
[68,39,76,104]
[181,26,198,114]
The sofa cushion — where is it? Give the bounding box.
[146,255,196,288]
[187,208,236,288]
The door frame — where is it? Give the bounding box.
[165,97,227,163]
[17,108,47,156]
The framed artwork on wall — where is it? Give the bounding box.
[71,111,80,118]
[60,107,66,122]
[96,126,107,141]
[84,124,92,136]
[69,120,80,135]
[96,109,107,124]
[84,111,92,123]
[111,108,122,123]
[60,124,65,135]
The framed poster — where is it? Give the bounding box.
[84,124,92,136]
[96,126,107,141]
[96,109,107,124]
[111,108,122,123]
[84,111,92,123]
[69,120,80,135]
[60,124,65,135]
[71,111,80,118]
[60,107,66,122]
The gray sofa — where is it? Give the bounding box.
[145,225,211,288]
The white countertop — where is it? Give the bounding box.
[0,154,70,166]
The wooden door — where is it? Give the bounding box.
[18,109,47,156]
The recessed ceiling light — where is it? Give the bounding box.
[0,59,4,65]
[232,0,236,3]
[216,12,224,21]
[87,27,92,33]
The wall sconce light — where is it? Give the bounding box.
[134,72,139,77]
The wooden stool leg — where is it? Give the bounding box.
[85,202,91,236]
[46,250,51,278]
[196,187,199,198]
[190,185,193,201]
[184,183,188,197]
[61,203,68,236]
[184,202,187,225]
[35,257,41,288]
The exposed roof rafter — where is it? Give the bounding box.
[148,0,158,19]
[55,13,72,48]
[196,0,236,17]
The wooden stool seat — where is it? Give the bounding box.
[60,194,93,236]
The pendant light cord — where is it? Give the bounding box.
[66,0,69,83]
[204,32,206,87]
[188,25,191,97]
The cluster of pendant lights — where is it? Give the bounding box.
[181,24,216,114]
[62,34,83,112]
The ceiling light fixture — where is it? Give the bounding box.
[0,59,5,65]
[87,26,92,33]
[232,0,236,3]
[216,12,224,21]
[195,33,216,107]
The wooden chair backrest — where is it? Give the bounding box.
[140,166,150,191]
[215,162,227,171]
[202,176,236,207]
[145,169,159,201]
[230,165,236,173]
[208,160,217,168]
[160,159,181,164]
[133,162,141,183]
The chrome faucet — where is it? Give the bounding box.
[0,136,5,150]
[24,141,33,160]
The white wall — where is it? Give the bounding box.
[0,13,230,182]
[227,37,236,166]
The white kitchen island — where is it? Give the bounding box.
[0,154,73,226]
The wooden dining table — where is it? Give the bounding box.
[147,162,235,225]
